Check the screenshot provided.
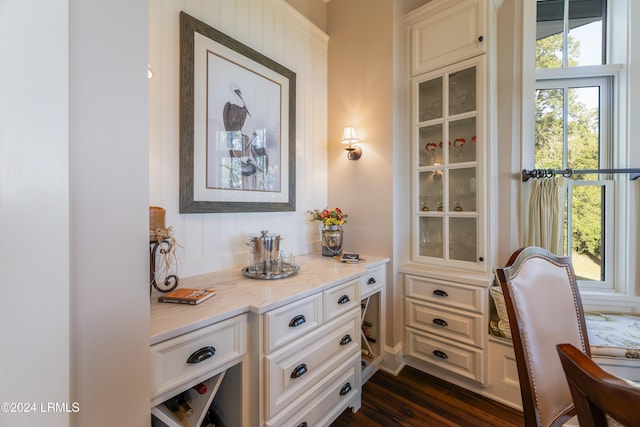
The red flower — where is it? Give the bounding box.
[454,138,466,148]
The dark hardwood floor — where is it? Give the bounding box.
[331,366,524,427]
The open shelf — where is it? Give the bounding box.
[361,293,383,384]
[151,371,226,427]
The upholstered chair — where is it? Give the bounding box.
[496,247,590,427]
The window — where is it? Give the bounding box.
[535,0,617,288]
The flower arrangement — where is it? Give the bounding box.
[309,207,348,227]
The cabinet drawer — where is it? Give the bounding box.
[360,265,385,297]
[406,299,483,348]
[405,275,484,313]
[265,355,360,427]
[150,314,247,400]
[324,278,359,321]
[265,293,323,353]
[406,328,485,384]
[264,310,360,419]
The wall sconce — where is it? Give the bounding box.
[341,126,362,160]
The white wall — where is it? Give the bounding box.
[149,0,330,279]
[1,1,71,426]
[1,1,150,426]
[69,1,151,425]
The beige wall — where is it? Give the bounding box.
[285,0,327,31]
[327,0,396,345]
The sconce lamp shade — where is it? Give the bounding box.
[341,126,362,160]
[341,126,359,144]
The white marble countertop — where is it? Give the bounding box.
[150,254,389,345]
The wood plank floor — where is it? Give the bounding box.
[331,366,524,427]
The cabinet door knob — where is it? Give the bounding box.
[433,350,448,359]
[289,314,306,327]
[367,277,376,285]
[338,295,350,305]
[432,318,448,327]
[291,363,308,379]
[340,334,353,346]
[432,289,449,297]
[186,346,216,364]
[478,35,484,42]
[340,382,352,396]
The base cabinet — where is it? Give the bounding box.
[403,272,490,386]
[150,314,248,427]
[260,278,362,427]
[360,265,386,384]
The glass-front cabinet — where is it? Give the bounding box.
[412,57,485,270]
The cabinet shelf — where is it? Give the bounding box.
[360,293,383,384]
[151,371,226,427]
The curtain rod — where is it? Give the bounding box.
[521,168,640,182]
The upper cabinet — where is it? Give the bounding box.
[405,0,496,274]
[409,0,486,76]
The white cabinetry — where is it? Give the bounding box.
[151,314,248,427]
[404,274,489,384]
[402,0,497,398]
[409,0,486,75]
[261,279,361,427]
[359,264,386,384]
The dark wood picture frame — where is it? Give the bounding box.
[179,11,296,213]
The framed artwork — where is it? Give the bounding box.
[179,11,296,213]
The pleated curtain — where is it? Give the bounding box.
[525,176,567,256]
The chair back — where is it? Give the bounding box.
[496,247,590,427]
[557,343,640,427]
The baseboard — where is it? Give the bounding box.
[380,343,405,376]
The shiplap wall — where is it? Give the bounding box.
[149,0,329,278]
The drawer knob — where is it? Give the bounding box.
[433,350,448,359]
[367,277,376,285]
[432,289,449,297]
[340,334,353,346]
[340,382,352,396]
[297,423,308,427]
[338,295,350,305]
[291,363,308,379]
[432,318,448,327]
[289,315,306,327]
[186,346,216,364]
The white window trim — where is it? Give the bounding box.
[522,1,640,309]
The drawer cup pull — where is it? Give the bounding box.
[433,350,448,359]
[291,363,308,379]
[297,423,308,427]
[289,315,306,328]
[340,334,352,346]
[340,382,352,396]
[432,318,448,327]
[432,289,448,297]
[367,277,376,285]
[186,346,216,364]
[338,295,350,305]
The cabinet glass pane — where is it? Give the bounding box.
[449,117,476,164]
[419,217,443,258]
[449,67,476,116]
[419,77,443,122]
[448,168,477,213]
[419,171,444,212]
[449,217,477,262]
[419,124,444,167]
